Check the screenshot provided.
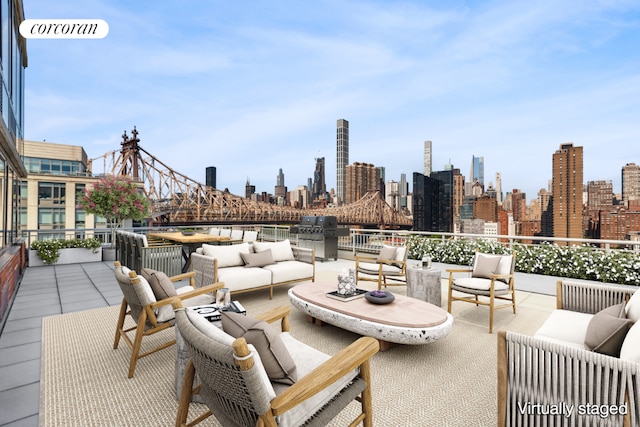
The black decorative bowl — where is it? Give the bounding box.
[364,290,395,305]
[181,231,196,236]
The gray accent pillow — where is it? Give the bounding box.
[472,254,501,279]
[377,245,397,262]
[240,249,275,268]
[222,312,297,384]
[141,268,177,300]
[585,303,634,357]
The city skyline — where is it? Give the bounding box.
[23,1,640,199]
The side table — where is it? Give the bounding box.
[406,267,442,306]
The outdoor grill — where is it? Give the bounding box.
[291,215,348,261]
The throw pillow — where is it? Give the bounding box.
[472,254,501,279]
[241,249,275,268]
[584,303,634,357]
[141,268,177,300]
[625,289,640,323]
[222,312,297,384]
[377,245,397,262]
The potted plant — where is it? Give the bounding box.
[30,238,102,266]
[78,175,150,259]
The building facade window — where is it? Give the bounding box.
[23,157,86,176]
[38,182,66,206]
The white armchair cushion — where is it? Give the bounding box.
[132,275,156,306]
[357,261,402,275]
[201,242,250,267]
[254,239,295,262]
[453,277,509,293]
[534,309,593,349]
[625,289,640,323]
[620,321,640,363]
[274,332,359,427]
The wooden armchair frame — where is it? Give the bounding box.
[175,304,379,427]
[355,246,407,290]
[447,251,516,333]
[113,261,223,378]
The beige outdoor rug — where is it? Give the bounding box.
[40,273,547,426]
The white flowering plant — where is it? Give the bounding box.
[405,235,640,286]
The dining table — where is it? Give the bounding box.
[148,231,242,272]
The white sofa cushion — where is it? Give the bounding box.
[262,261,314,284]
[254,239,295,262]
[274,332,358,427]
[202,242,250,267]
[216,266,272,291]
[534,309,593,350]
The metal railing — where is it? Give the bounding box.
[20,225,640,255]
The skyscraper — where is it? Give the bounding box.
[424,140,432,176]
[413,170,454,232]
[313,157,326,199]
[274,168,286,200]
[336,119,349,204]
[552,143,583,244]
[622,163,640,203]
[345,162,381,204]
[205,166,216,189]
[471,155,484,186]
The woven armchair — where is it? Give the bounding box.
[112,261,222,378]
[174,304,379,427]
[355,244,408,290]
[498,280,640,426]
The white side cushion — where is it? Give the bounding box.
[253,239,295,262]
[625,289,640,323]
[534,309,593,349]
[201,242,251,267]
[358,261,402,275]
[620,321,640,363]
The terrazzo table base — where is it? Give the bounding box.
[289,281,453,351]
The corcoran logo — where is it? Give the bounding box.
[19,19,109,39]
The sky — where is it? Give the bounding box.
[22,0,640,200]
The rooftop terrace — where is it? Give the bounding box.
[0,253,559,426]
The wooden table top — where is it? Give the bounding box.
[148,232,234,244]
[291,281,448,328]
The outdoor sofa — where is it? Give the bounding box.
[498,280,640,426]
[189,239,315,298]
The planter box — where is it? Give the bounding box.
[29,247,103,267]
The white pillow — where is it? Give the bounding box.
[625,289,640,323]
[185,308,234,345]
[132,275,156,306]
[202,242,250,267]
[620,321,640,363]
[253,239,294,262]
